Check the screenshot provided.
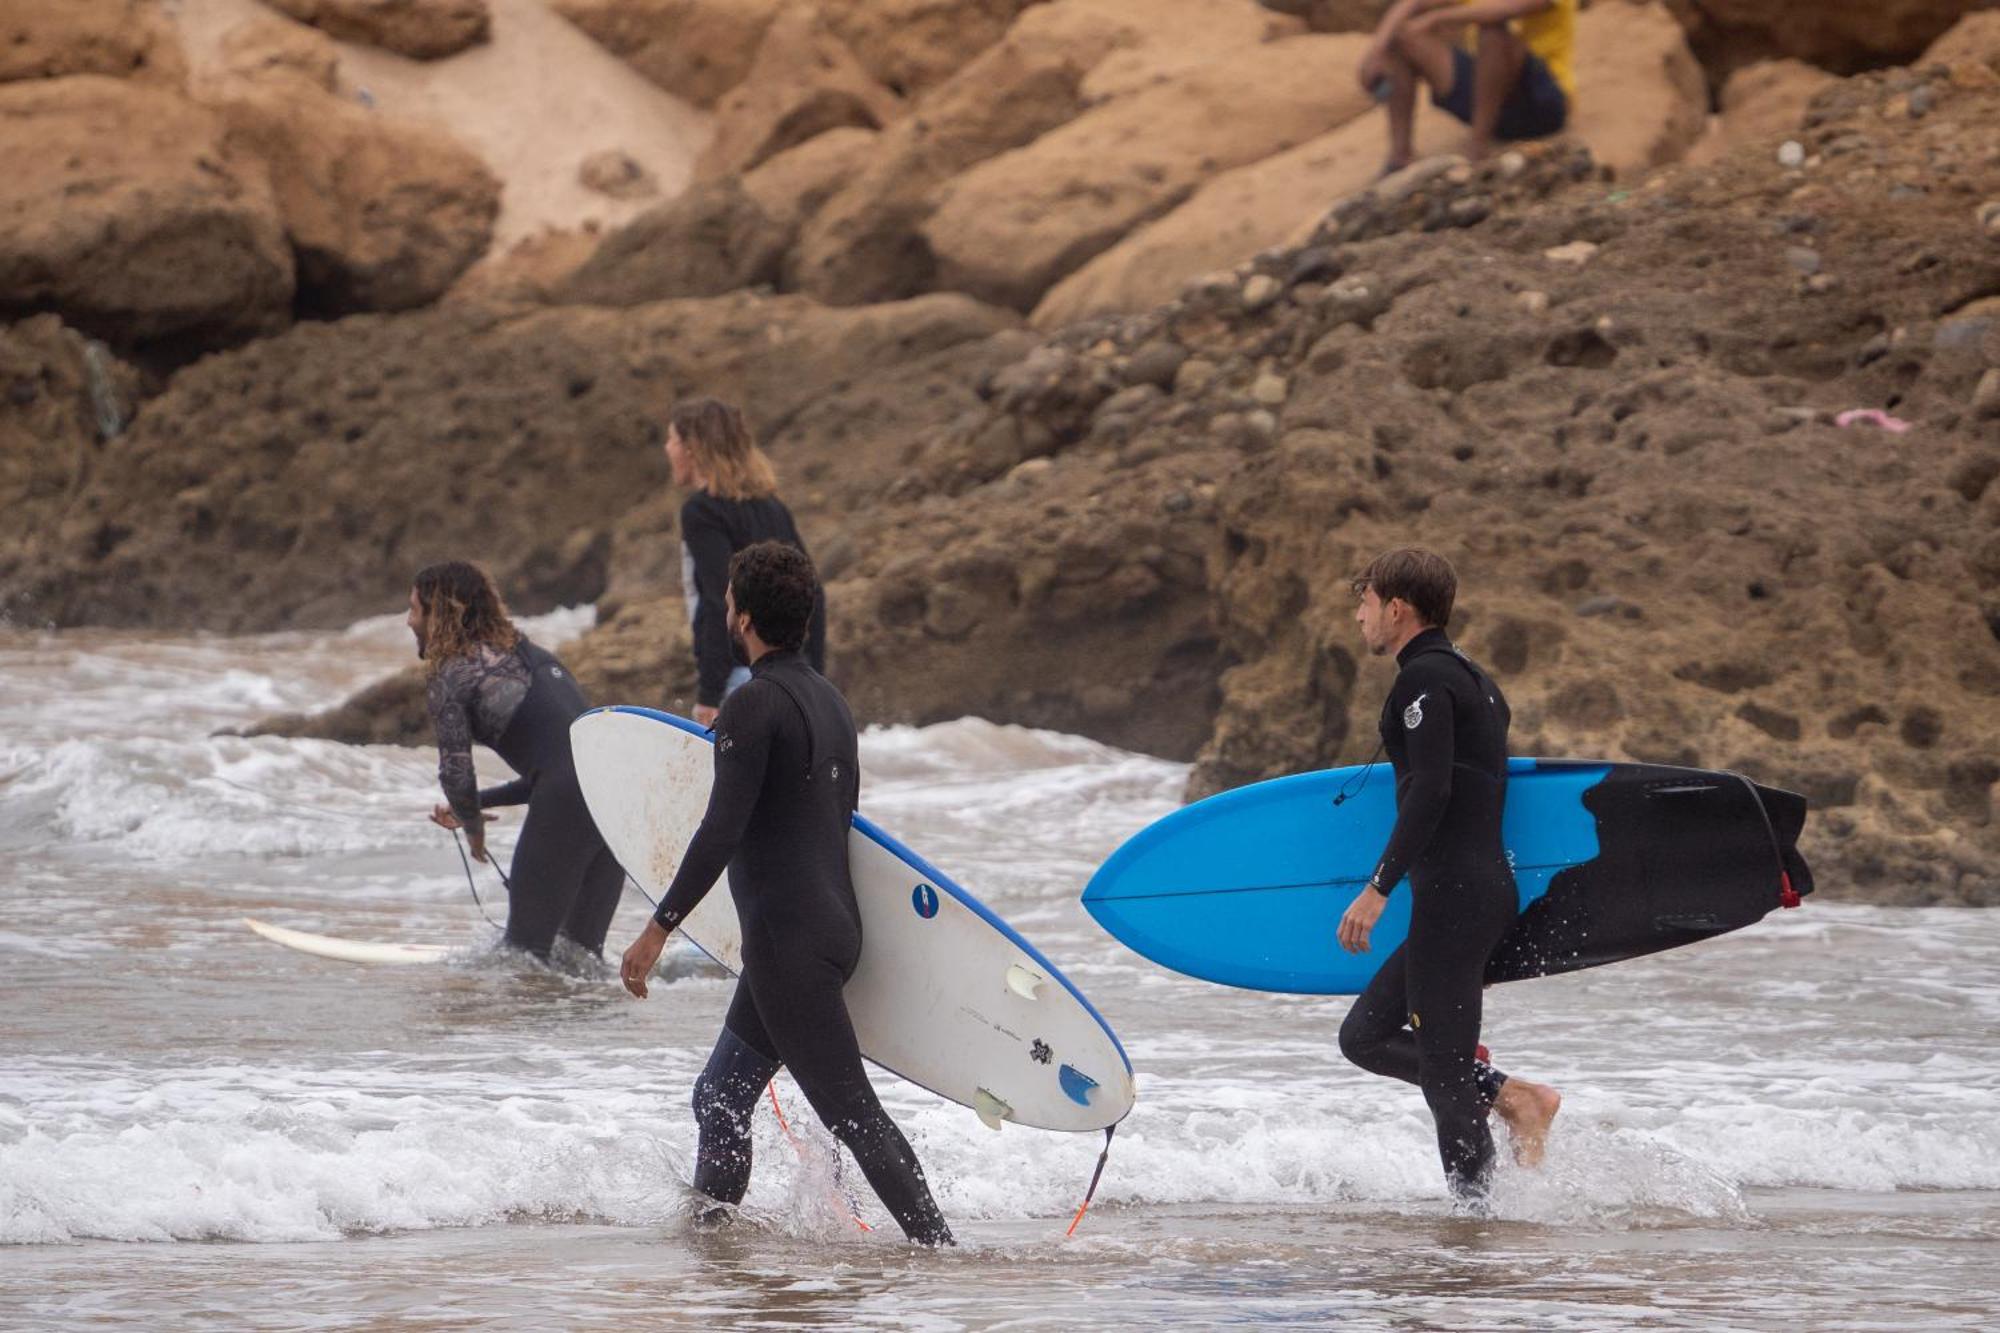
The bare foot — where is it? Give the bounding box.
[1492,1079,1561,1167]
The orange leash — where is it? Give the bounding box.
[1065,1126,1118,1237]
[766,1081,872,1232]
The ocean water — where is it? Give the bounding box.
[1,614,1997,1330]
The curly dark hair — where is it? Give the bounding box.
[728,541,816,652]
[413,561,519,674]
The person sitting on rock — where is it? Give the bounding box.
[1356,0,1575,171]
[663,397,827,727]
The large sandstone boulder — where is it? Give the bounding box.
[550,0,785,107]
[813,0,1039,95]
[263,0,491,60]
[552,0,1037,107]
[1924,9,2000,72]
[1036,0,1707,328]
[1031,109,1452,328]
[211,75,500,314]
[1572,0,1710,177]
[0,0,187,88]
[216,14,342,90]
[922,33,1373,313]
[0,77,294,348]
[790,0,1305,306]
[692,3,901,179]
[743,125,878,234]
[1685,59,1839,166]
[554,177,789,304]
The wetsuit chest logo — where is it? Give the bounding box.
[1403,694,1428,730]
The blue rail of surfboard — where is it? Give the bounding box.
[1081,757,1611,995]
[600,706,1132,1075]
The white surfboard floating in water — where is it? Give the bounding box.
[569,706,1135,1134]
[243,918,454,966]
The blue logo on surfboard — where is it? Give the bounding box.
[912,884,939,919]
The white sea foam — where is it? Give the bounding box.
[3,622,1999,1262]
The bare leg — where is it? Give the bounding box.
[1467,22,1528,161]
[1383,22,1462,173]
[1383,48,1419,172]
[1491,1077,1562,1167]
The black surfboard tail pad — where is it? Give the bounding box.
[1485,763,1812,985]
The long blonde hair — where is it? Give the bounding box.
[670,397,777,501]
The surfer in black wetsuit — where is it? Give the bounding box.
[410,561,625,961]
[1334,548,1562,1204]
[664,398,827,727]
[618,541,953,1247]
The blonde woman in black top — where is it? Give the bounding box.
[663,398,827,726]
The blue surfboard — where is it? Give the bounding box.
[1082,758,1811,995]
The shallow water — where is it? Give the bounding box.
[2,615,1997,1329]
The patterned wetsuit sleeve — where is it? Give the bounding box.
[426,665,482,827]
[653,682,777,931]
[1367,668,1458,896]
[682,498,738,708]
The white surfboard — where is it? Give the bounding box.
[570,706,1135,1133]
[243,917,455,965]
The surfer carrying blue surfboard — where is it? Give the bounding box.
[618,542,955,1246]
[1335,548,1562,1204]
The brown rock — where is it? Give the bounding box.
[0,77,293,347]
[1571,0,1709,178]
[790,0,1302,307]
[1670,0,1991,74]
[924,33,1373,312]
[445,228,602,305]
[1686,59,1839,167]
[550,0,784,107]
[554,177,789,304]
[263,0,491,61]
[1925,10,2000,74]
[211,75,499,314]
[0,0,186,88]
[5,289,1017,630]
[0,316,139,574]
[578,149,660,200]
[215,15,341,90]
[812,0,1039,96]
[692,4,901,179]
[742,125,878,236]
[1032,106,1454,328]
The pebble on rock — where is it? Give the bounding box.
[1543,241,1598,266]
[1777,140,1806,169]
[1241,275,1282,312]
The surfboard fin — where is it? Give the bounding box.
[973,1088,1013,1131]
[1058,1065,1099,1108]
[1005,964,1045,1000]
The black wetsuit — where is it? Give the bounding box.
[652,649,952,1245]
[680,492,828,709]
[426,638,625,959]
[1337,627,1518,1200]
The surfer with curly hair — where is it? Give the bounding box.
[410,560,624,960]
[619,541,953,1246]
[664,398,826,728]
[1335,547,1562,1204]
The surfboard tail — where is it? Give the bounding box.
[1751,781,1814,901]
